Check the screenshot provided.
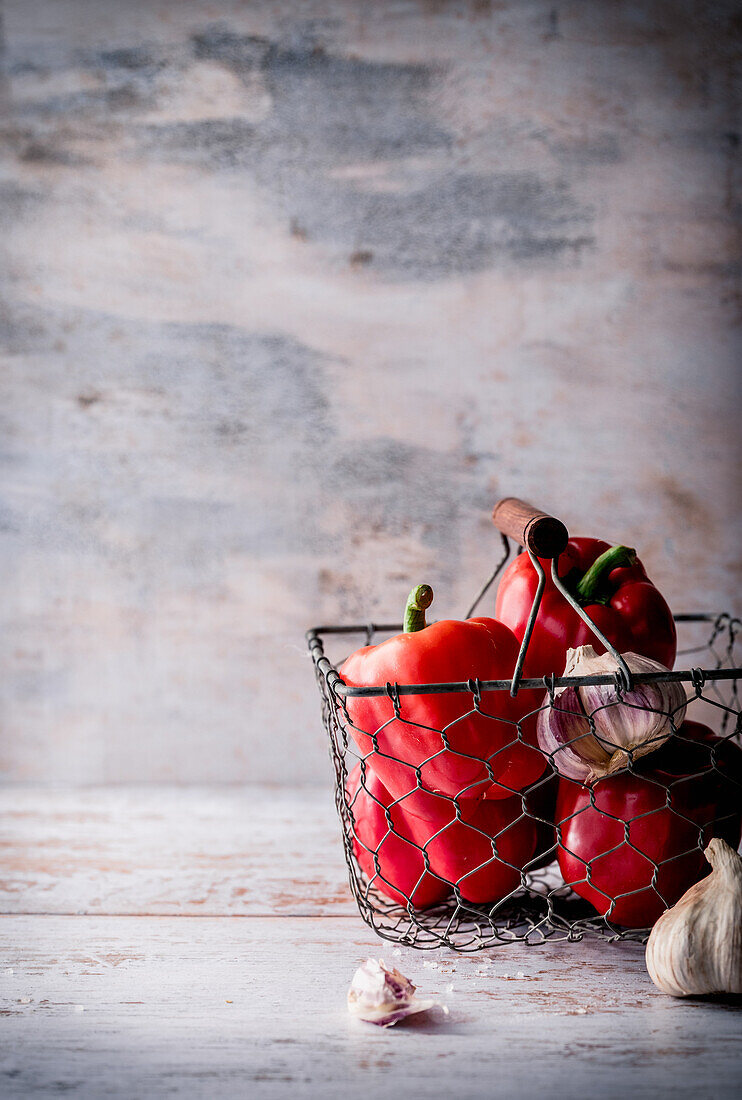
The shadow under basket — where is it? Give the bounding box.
[307,508,742,951]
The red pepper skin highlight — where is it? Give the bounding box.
[556,721,742,928]
[495,537,677,678]
[347,763,450,909]
[340,613,546,804]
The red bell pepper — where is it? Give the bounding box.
[495,538,677,678]
[346,763,450,909]
[556,721,742,927]
[340,585,546,804]
[403,788,538,905]
[348,762,539,906]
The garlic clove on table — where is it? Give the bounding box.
[347,958,436,1026]
[645,838,742,997]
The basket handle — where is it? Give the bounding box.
[492,497,568,559]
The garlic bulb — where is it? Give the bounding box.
[537,646,687,784]
[646,838,742,997]
[347,958,435,1027]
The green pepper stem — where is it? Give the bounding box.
[403,584,434,633]
[575,545,637,605]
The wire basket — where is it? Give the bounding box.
[307,501,741,951]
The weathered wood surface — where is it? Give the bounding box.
[0,786,354,916]
[2,916,741,1099]
[1,0,741,787]
[1,787,741,1097]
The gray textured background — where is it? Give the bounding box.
[0,0,740,785]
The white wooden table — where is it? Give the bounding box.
[2,787,740,1098]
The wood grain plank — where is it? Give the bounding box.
[1,915,741,1099]
[0,786,355,916]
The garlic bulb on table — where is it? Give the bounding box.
[646,838,742,997]
[537,646,687,784]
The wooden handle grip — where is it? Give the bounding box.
[492,497,569,558]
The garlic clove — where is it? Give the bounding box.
[645,838,742,998]
[347,958,436,1027]
[537,646,687,784]
[536,685,600,783]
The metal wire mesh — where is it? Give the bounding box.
[308,551,741,952]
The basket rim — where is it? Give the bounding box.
[307,613,741,699]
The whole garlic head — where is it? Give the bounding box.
[537,646,687,784]
[645,838,742,997]
[347,958,435,1027]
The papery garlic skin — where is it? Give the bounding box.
[347,958,435,1027]
[537,646,687,784]
[646,839,742,997]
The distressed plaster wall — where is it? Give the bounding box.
[0,0,739,784]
